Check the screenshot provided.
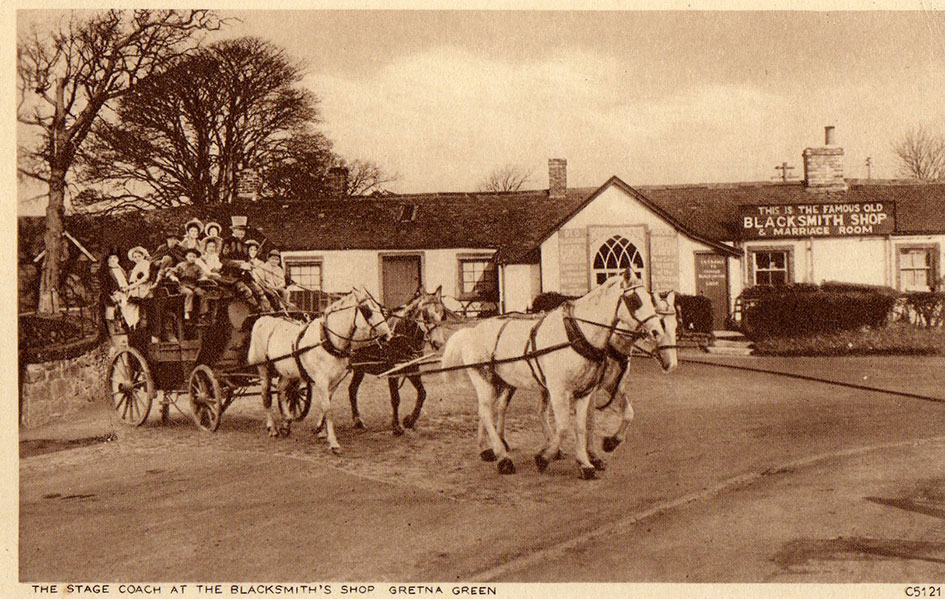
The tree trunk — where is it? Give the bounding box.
[37,167,66,314]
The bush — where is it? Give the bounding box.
[530,292,577,313]
[676,294,713,333]
[894,292,945,328]
[753,323,945,356]
[738,284,897,340]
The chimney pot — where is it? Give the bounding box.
[803,127,846,192]
[328,166,349,198]
[825,126,836,146]
[548,159,567,200]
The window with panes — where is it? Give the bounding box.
[750,249,791,286]
[458,258,498,300]
[286,261,323,312]
[898,246,939,292]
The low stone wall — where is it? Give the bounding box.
[20,344,109,428]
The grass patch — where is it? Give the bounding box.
[752,323,945,356]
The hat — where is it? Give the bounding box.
[183,246,201,257]
[204,221,222,236]
[184,218,204,235]
[245,239,260,248]
[200,236,222,253]
[127,246,150,261]
[267,248,281,258]
[230,215,248,229]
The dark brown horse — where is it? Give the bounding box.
[347,287,447,435]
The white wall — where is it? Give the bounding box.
[540,183,725,297]
[503,264,541,313]
[281,247,497,304]
[811,238,886,286]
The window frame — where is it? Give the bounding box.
[284,258,324,312]
[896,243,940,292]
[747,246,794,287]
[457,254,498,301]
[591,235,645,287]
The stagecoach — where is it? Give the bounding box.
[104,286,316,432]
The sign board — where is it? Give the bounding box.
[558,228,589,296]
[739,202,895,239]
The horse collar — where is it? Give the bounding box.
[562,302,606,363]
[293,324,315,383]
[320,319,349,358]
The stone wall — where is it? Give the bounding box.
[20,344,108,428]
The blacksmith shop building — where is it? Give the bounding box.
[18,128,945,327]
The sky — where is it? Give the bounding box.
[14,8,945,213]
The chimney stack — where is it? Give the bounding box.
[236,168,260,201]
[328,166,349,198]
[802,126,847,192]
[548,158,567,200]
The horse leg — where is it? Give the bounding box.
[603,393,633,453]
[495,387,514,452]
[536,389,572,474]
[347,369,366,429]
[401,375,425,430]
[275,377,292,437]
[267,376,289,438]
[312,385,341,454]
[572,394,598,479]
[585,396,606,471]
[469,371,513,474]
[388,377,404,436]
[258,366,278,437]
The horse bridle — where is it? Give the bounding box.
[322,295,389,354]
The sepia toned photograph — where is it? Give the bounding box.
[12,5,945,593]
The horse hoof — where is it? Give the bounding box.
[480,449,497,462]
[554,450,564,461]
[589,455,606,471]
[330,447,342,455]
[580,466,597,480]
[497,457,515,475]
[392,426,404,437]
[602,436,621,453]
[353,420,365,430]
[267,427,279,438]
[534,453,549,472]
[402,415,416,429]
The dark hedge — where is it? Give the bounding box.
[738,284,898,339]
[676,294,713,333]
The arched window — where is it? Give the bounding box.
[592,236,644,285]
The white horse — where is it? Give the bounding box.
[491,290,678,474]
[247,288,392,452]
[441,270,664,478]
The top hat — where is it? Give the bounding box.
[230,215,248,229]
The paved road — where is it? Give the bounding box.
[19,354,945,582]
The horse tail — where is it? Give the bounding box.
[440,327,472,384]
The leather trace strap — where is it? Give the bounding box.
[293,323,314,383]
[562,302,606,363]
[523,314,549,389]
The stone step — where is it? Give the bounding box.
[712,338,755,348]
[704,345,755,356]
[712,330,749,340]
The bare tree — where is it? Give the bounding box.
[81,37,317,211]
[893,125,945,181]
[17,9,222,313]
[262,131,336,200]
[478,163,533,192]
[338,158,398,196]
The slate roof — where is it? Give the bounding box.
[18,178,945,266]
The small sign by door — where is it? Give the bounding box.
[694,252,729,330]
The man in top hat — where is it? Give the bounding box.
[219,216,271,312]
[180,218,204,252]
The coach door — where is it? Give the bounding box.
[381,255,422,308]
[695,252,729,330]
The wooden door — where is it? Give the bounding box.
[381,255,421,308]
[694,252,729,330]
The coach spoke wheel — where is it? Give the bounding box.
[279,382,312,422]
[188,365,222,432]
[106,348,154,427]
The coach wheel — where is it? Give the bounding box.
[279,382,312,422]
[188,365,222,432]
[106,347,155,427]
